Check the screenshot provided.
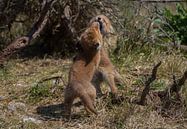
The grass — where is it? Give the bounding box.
[0,44,187,129]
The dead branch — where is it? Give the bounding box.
[61,3,80,42]
[137,61,162,105]
[37,75,66,87]
[155,71,187,117]
[0,0,56,66]
[169,70,187,94]
[27,0,57,40]
[158,70,187,100]
[37,76,62,84]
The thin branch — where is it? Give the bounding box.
[37,76,62,84]
[27,0,57,41]
[137,61,162,105]
[61,3,79,42]
[37,75,66,87]
[170,70,187,94]
[158,70,187,101]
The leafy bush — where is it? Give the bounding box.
[162,3,187,45]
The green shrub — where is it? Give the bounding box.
[28,83,51,102]
[162,3,187,45]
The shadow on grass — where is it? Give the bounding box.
[36,96,126,121]
[36,102,83,121]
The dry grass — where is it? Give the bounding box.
[0,46,187,129]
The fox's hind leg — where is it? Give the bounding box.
[64,87,75,119]
[80,83,97,115]
[92,70,104,97]
[85,82,97,115]
[104,72,118,96]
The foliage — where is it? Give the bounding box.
[113,1,160,57]
[162,3,187,45]
[28,83,51,102]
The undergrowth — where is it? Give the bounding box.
[0,43,187,129]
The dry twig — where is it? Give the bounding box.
[170,71,187,93]
[137,61,162,105]
[37,76,64,86]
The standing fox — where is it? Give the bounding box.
[64,21,103,117]
[89,15,123,97]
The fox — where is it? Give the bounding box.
[64,21,103,117]
[88,15,123,97]
[88,15,114,37]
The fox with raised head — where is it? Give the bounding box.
[89,15,123,97]
[64,21,103,117]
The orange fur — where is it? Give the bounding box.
[64,22,103,118]
[89,15,122,97]
[89,15,114,35]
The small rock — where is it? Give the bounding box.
[22,116,42,124]
[0,103,4,110]
[0,96,5,101]
[16,81,28,87]
[8,101,26,112]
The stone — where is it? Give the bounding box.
[22,116,42,124]
[8,101,26,112]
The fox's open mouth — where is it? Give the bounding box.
[96,44,101,50]
[94,43,101,50]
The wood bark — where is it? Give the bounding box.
[0,0,56,66]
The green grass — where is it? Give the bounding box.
[28,83,52,102]
[150,80,166,91]
[0,44,187,128]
